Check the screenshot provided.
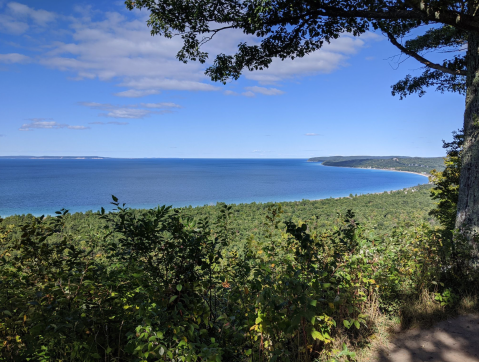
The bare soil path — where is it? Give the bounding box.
[372,314,479,362]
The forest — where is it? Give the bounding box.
[1,155,477,361]
[308,157,445,174]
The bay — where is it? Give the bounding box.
[0,158,428,216]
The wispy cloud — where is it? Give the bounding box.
[0,53,31,64]
[244,86,284,96]
[102,108,152,119]
[67,125,90,130]
[19,119,89,131]
[245,35,371,84]
[224,90,238,96]
[79,101,176,119]
[241,91,256,97]
[141,102,181,109]
[114,89,159,98]
[7,2,56,26]
[0,5,376,96]
[0,2,55,35]
[88,121,129,125]
[305,133,321,136]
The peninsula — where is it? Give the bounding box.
[307,156,444,174]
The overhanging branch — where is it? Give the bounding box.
[386,31,466,76]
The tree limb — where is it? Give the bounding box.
[258,6,479,33]
[386,31,466,76]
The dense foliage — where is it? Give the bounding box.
[4,183,475,362]
[429,131,463,233]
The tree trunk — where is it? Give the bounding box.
[456,30,479,251]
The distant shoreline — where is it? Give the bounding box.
[319,163,431,178]
[0,156,107,160]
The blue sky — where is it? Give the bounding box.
[0,0,465,158]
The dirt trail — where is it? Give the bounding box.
[372,314,479,362]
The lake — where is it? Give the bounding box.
[0,158,428,216]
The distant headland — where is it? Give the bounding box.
[0,156,108,159]
[307,155,444,175]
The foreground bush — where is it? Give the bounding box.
[0,198,474,361]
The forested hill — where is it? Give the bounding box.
[308,156,445,174]
[307,156,409,162]
[0,156,108,159]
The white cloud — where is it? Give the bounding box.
[102,108,152,119]
[114,89,159,98]
[0,14,28,34]
[245,36,367,84]
[79,101,175,119]
[67,125,90,130]
[242,91,256,97]
[305,133,320,136]
[7,2,56,25]
[141,102,181,109]
[19,119,89,131]
[1,4,375,95]
[0,2,55,35]
[119,78,220,92]
[224,90,238,96]
[35,11,222,95]
[245,86,284,96]
[89,121,129,125]
[0,53,31,63]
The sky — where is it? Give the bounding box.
[0,0,466,158]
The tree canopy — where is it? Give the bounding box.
[126,0,466,95]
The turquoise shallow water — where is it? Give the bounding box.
[0,158,428,216]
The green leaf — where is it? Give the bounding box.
[169,295,178,303]
[354,320,360,329]
[311,329,323,341]
[176,284,183,292]
[310,300,317,307]
[343,320,350,329]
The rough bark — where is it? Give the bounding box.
[456,30,479,250]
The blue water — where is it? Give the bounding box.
[0,159,428,216]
